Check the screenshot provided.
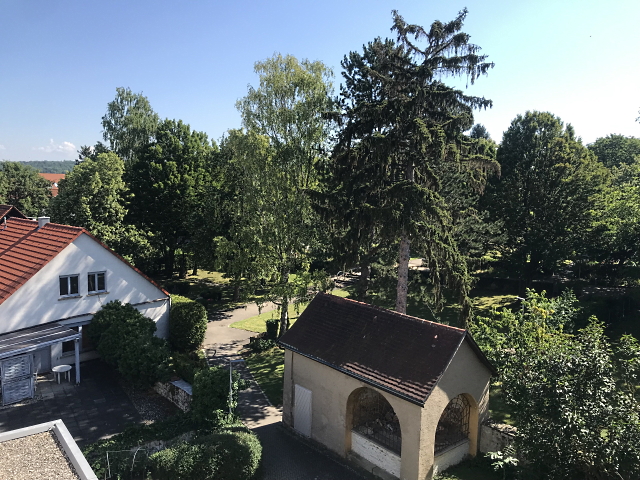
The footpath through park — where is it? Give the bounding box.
[203,303,366,480]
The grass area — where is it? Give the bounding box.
[434,457,504,480]
[244,347,285,407]
[489,383,514,425]
[231,289,349,333]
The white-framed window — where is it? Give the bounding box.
[87,271,106,293]
[59,275,79,296]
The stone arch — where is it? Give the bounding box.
[345,386,402,455]
[434,393,479,456]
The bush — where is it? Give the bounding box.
[172,351,208,384]
[265,318,279,340]
[85,301,171,386]
[191,367,247,426]
[148,431,262,480]
[249,337,276,353]
[169,295,208,352]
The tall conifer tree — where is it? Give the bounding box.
[323,9,495,322]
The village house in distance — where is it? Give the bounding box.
[0,206,169,405]
[279,293,496,479]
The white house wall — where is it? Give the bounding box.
[0,233,170,338]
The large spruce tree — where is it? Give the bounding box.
[322,9,495,321]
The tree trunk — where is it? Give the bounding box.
[192,259,198,276]
[278,270,290,338]
[396,233,410,314]
[233,282,241,302]
[355,259,370,301]
[165,248,175,278]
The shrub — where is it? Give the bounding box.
[85,301,171,386]
[148,431,262,480]
[249,337,276,353]
[169,295,208,352]
[265,318,279,340]
[172,350,208,384]
[191,367,246,426]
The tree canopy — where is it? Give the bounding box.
[484,111,608,285]
[0,161,51,216]
[320,9,495,321]
[230,53,334,336]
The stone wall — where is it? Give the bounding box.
[479,421,516,453]
[154,379,193,412]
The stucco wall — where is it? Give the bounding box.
[0,233,169,336]
[418,338,492,479]
[283,350,423,480]
[352,431,401,477]
[433,440,470,476]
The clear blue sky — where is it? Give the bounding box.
[1,0,639,162]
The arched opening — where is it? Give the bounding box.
[349,387,401,454]
[434,394,471,454]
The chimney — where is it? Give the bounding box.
[37,217,50,229]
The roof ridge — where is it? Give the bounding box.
[316,292,466,332]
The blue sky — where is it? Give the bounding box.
[1,0,639,162]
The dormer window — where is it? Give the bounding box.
[59,275,79,296]
[88,271,106,293]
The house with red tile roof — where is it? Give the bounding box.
[38,173,65,197]
[0,209,169,403]
[279,293,495,479]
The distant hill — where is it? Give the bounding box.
[18,160,75,174]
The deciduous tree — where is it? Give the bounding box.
[102,87,159,164]
[0,161,51,216]
[234,54,333,336]
[485,111,608,286]
[472,291,640,480]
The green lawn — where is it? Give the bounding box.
[244,347,285,407]
[434,457,504,480]
[231,289,349,333]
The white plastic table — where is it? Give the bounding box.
[52,365,72,384]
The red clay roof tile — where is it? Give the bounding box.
[0,218,82,306]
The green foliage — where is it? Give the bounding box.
[318,9,496,320]
[85,301,171,386]
[588,134,640,168]
[471,290,640,479]
[169,295,208,352]
[101,87,159,164]
[228,54,334,336]
[49,151,153,266]
[484,111,608,282]
[82,412,196,479]
[17,160,75,173]
[171,350,208,384]
[126,118,215,276]
[265,318,279,340]
[191,367,246,426]
[0,161,51,216]
[148,431,261,480]
[248,337,276,352]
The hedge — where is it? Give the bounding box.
[191,366,246,426]
[149,431,262,480]
[169,295,208,352]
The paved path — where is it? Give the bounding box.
[203,303,365,479]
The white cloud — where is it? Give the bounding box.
[34,139,76,153]
[0,144,5,150]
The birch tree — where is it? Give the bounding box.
[233,54,333,336]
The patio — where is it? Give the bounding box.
[0,360,143,447]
